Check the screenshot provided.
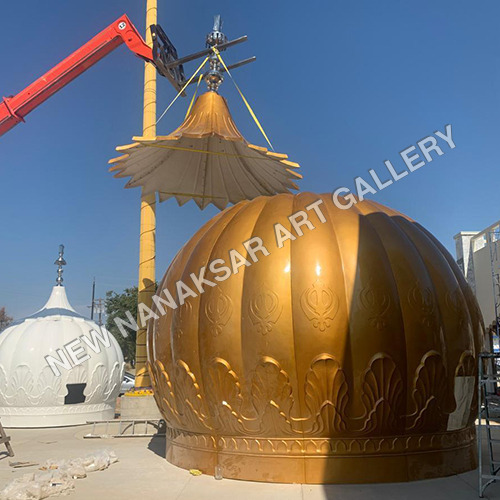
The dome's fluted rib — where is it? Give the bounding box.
[195,198,267,429]
[173,199,249,427]
[390,218,449,356]
[362,203,452,365]
[166,203,247,376]
[290,192,334,431]
[414,223,480,355]
[150,205,218,367]
[355,200,442,418]
[390,216,471,406]
[365,204,448,353]
[238,196,286,405]
[344,201,408,425]
[322,193,353,366]
[260,194,302,427]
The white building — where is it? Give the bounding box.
[0,246,124,427]
[454,221,500,339]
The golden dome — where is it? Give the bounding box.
[147,192,484,483]
[109,92,301,210]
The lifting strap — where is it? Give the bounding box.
[211,47,274,151]
[156,56,209,125]
[156,48,275,153]
[185,74,204,119]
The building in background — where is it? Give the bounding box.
[455,220,500,350]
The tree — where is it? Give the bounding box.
[105,286,138,364]
[0,307,13,332]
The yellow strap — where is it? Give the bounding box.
[212,47,274,151]
[141,141,277,160]
[156,57,209,125]
[159,191,226,199]
[185,74,203,119]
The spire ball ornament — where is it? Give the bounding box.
[204,15,227,92]
[54,244,66,286]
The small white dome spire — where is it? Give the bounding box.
[30,245,77,317]
[40,286,76,313]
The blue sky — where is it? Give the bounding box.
[1,0,499,320]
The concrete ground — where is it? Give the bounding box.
[0,424,499,500]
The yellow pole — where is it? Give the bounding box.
[135,0,157,388]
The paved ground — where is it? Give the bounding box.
[0,424,499,499]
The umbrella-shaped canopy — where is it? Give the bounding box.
[109,91,302,210]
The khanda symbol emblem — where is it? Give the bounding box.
[248,283,282,335]
[300,278,339,332]
[205,287,233,336]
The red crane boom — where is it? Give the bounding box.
[0,14,254,139]
[0,15,160,137]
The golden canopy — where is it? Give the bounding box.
[109,91,301,209]
[147,192,484,484]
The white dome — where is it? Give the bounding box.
[0,286,124,427]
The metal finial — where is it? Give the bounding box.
[204,15,228,92]
[54,244,66,286]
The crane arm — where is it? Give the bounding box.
[0,15,155,137]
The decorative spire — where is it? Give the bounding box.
[204,15,227,92]
[54,244,66,286]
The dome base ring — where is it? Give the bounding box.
[164,426,477,483]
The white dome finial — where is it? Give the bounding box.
[54,244,66,286]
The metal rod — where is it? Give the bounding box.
[165,35,248,69]
[222,56,256,71]
[478,352,500,497]
[479,354,484,497]
[489,231,500,349]
[90,278,95,320]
